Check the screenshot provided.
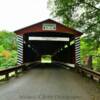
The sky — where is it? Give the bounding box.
[0,0,51,31]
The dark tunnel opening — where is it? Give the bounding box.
[23,32,75,67]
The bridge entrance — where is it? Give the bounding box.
[23,32,74,64]
[15,19,82,67]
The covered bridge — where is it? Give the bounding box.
[15,19,82,67]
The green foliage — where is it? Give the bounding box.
[41,55,52,63]
[0,31,17,69]
[48,0,100,49]
[80,37,96,57]
[0,45,5,52]
[48,0,100,71]
[80,38,100,71]
[0,30,17,50]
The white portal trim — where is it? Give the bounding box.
[29,36,69,41]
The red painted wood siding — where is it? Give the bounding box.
[15,19,82,36]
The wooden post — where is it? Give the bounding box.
[5,73,9,80]
[22,65,27,71]
[98,79,100,83]
[75,63,79,72]
[15,70,18,77]
[90,74,93,80]
[87,55,93,69]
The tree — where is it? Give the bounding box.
[48,0,100,71]
[48,0,100,49]
[0,31,17,50]
[0,31,17,68]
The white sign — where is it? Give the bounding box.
[42,23,56,30]
[29,36,69,41]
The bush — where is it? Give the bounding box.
[0,31,17,69]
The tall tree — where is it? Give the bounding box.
[48,0,100,49]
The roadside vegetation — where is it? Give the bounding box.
[0,31,17,69]
[48,0,100,71]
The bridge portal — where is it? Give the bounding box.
[15,19,82,67]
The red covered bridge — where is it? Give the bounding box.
[15,19,82,67]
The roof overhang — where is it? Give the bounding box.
[14,19,83,37]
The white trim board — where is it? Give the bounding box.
[29,36,70,41]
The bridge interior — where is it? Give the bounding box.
[23,32,75,65]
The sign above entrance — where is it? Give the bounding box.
[42,23,56,31]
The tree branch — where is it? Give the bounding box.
[81,1,100,11]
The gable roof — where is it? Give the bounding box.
[14,19,83,36]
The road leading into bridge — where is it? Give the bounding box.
[0,63,100,100]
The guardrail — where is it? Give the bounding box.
[0,62,100,82]
[0,62,35,80]
[76,65,100,82]
[53,61,75,68]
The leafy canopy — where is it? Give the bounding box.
[48,0,100,49]
[48,0,100,71]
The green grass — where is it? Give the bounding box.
[41,55,52,63]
